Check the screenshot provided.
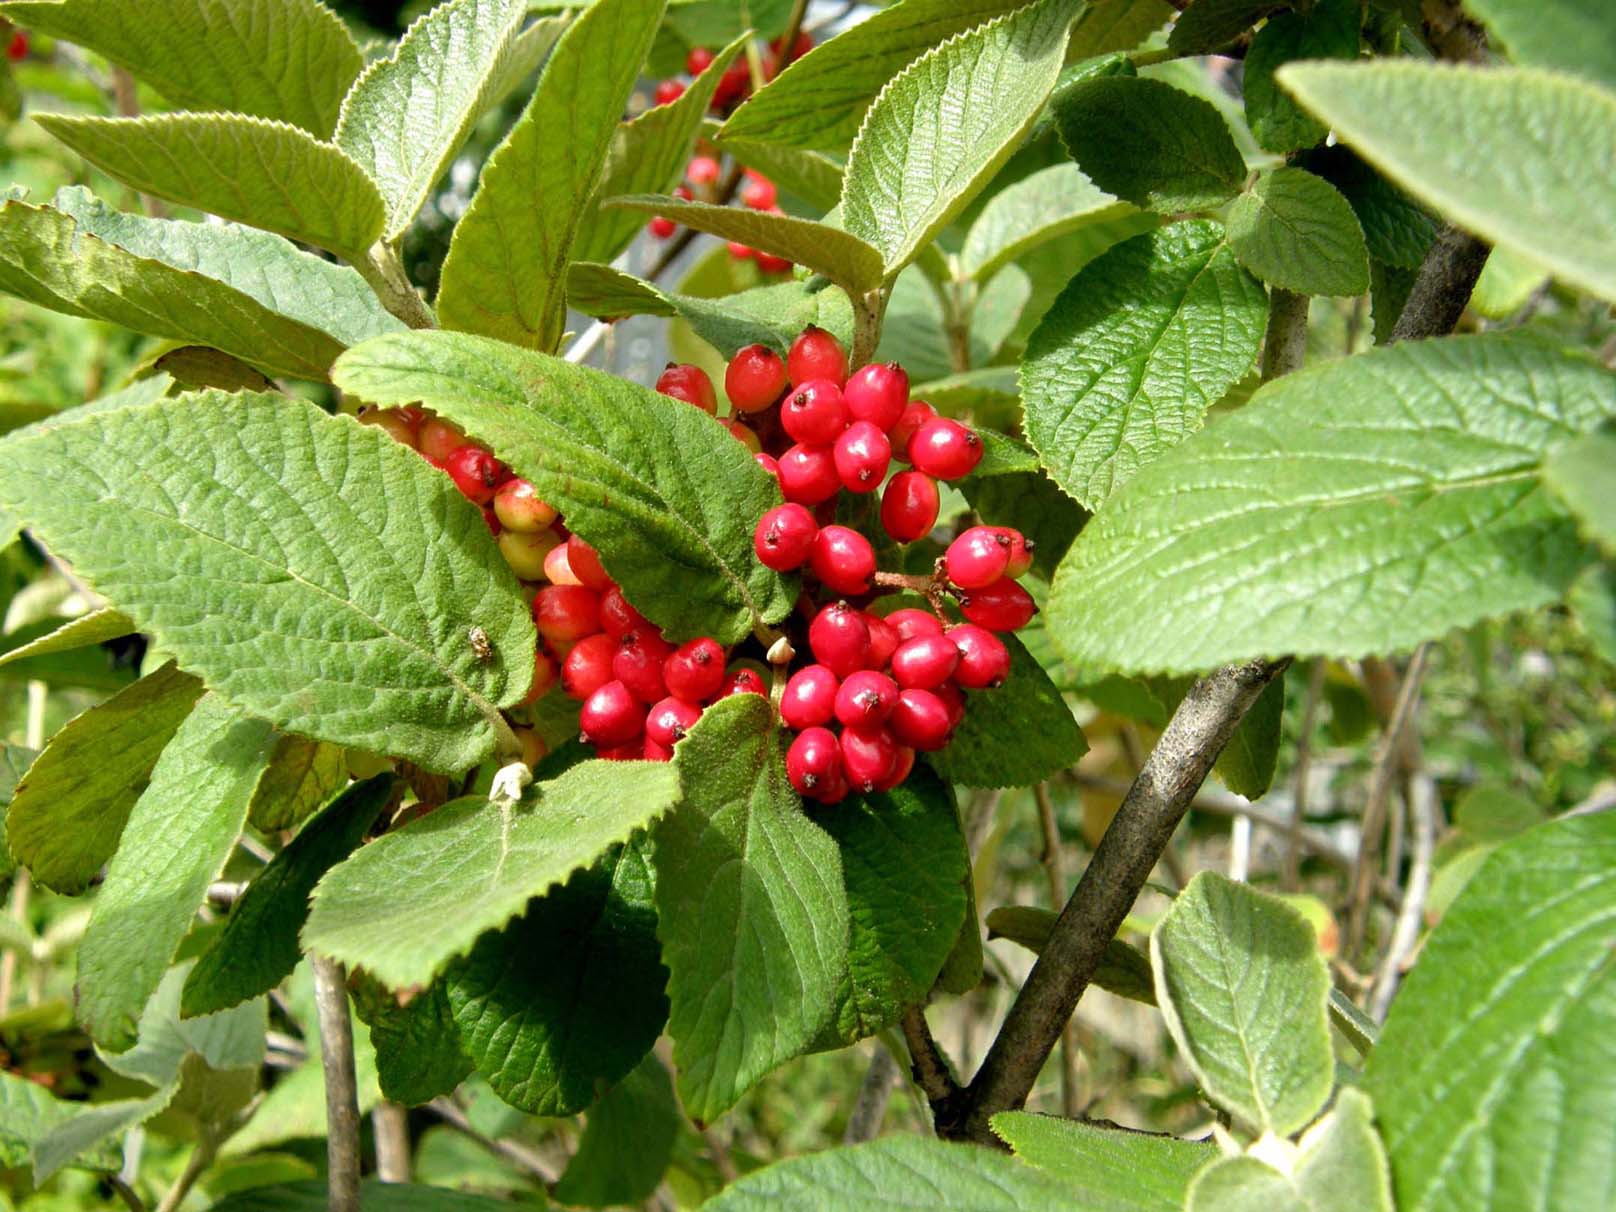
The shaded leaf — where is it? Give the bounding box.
[355,979,472,1108]
[247,735,350,833]
[992,1112,1212,1208]
[0,607,134,669]
[1242,0,1359,154]
[1227,167,1369,296]
[1213,667,1285,799]
[554,1054,679,1208]
[960,163,1130,284]
[1168,0,1290,53]
[1543,427,1616,555]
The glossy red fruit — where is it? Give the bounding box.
[523,648,561,706]
[843,362,909,431]
[444,445,505,505]
[945,525,1012,589]
[754,502,818,571]
[960,577,1036,632]
[889,400,936,457]
[725,344,788,413]
[643,737,674,762]
[935,680,967,727]
[533,585,602,645]
[835,670,898,730]
[879,470,939,543]
[566,536,613,591]
[727,241,755,260]
[885,608,945,642]
[833,421,891,493]
[720,667,767,697]
[755,452,780,477]
[646,697,702,747]
[787,326,848,388]
[755,252,793,275]
[889,688,952,751]
[881,744,916,792]
[726,419,762,452]
[741,174,777,211]
[418,417,466,461]
[864,612,899,670]
[673,184,694,202]
[613,631,674,702]
[493,478,557,532]
[544,541,581,586]
[562,633,617,701]
[600,586,653,639]
[598,741,646,760]
[686,46,715,74]
[841,726,900,794]
[809,602,871,678]
[686,154,721,185]
[999,528,1035,578]
[909,417,982,480]
[654,78,685,105]
[780,379,848,446]
[774,29,814,62]
[712,62,750,108]
[890,634,960,690]
[949,624,1011,688]
[581,680,647,746]
[787,726,840,797]
[780,665,839,730]
[664,637,727,702]
[359,405,419,446]
[810,525,875,594]
[776,443,841,506]
[649,216,677,239]
[655,363,718,413]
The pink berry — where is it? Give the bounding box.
[890,634,960,690]
[754,503,819,571]
[493,478,557,532]
[613,631,673,703]
[787,726,840,798]
[725,344,788,413]
[543,540,581,586]
[960,577,1036,632]
[883,745,916,792]
[890,688,953,751]
[644,736,674,762]
[787,326,848,388]
[841,726,900,794]
[780,379,848,446]
[833,421,891,493]
[810,525,875,594]
[755,252,793,275]
[727,241,755,260]
[949,624,1011,688]
[418,417,466,461]
[533,585,602,645]
[600,586,652,639]
[780,664,840,730]
[864,612,899,670]
[843,362,909,431]
[686,46,715,74]
[945,525,1012,589]
[879,470,939,543]
[656,363,718,414]
[889,401,936,457]
[664,637,727,702]
[654,78,685,105]
[726,419,762,452]
[885,608,944,642]
[999,528,1035,578]
[741,175,777,211]
[646,697,702,747]
[720,668,767,697]
[597,741,645,761]
[776,443,841,506]
[755,451,780,477]
[523,649,560,706]
[359,405,419,446]
[649,216,677,239]
[909,417,982,480]
[566,536,613,591]
[580,680,647,746]
[444,445,506,505]
[835,670,898,730]
[687,155,721,185]
[808,602,871,678]
[562,633,616,701]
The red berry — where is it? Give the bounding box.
[833,421,891,493]
[886,608,945,642]
[890,688,953,751]
[780,379,848,446]
[646,696,702,747]
[418,417,466,461]
[359,405,419,446]
[909,417,982,480]
[598,741,646,761]
[727,241,755,260]
[841,726,900,794]
[644,737,674,762]
[545,540,584,586]
[774,29,814,62]
[864,612,899,670]
[754,502,818,571]
[835,670,898,730]
[755,452,780,477]
[713,62,750,108]
[720,667,767,697]
[780,665,839,730]
[809,525,875,595]
[687,155,721,185]
[843,362,909,432]
[960,577,1036,632]
[600,585,652,639]
[663,637,727,702]
[935,680,967,727]
[890,634,960,690]
[654,78,685,105]
[566,536,613,591]
[726,419,762,452]
[673,184,694,201]
[809,602,871,678]
[581,680,647,746]
[562,633,617,701]
[7,32,28,61]
[945,525,1012,589]
[883,744,916,792]
[533,585,602,645]
[649,216,677,239]
[880,471,939,543]
[756,252,794,275]
[493,478,557,532]
[523,648,561,706]
[889,400,936,457]
[686,46,715,74]
[444,444,506,505]
[999,528,1035,578]
[725,344,788,413]
[787,726,840,797]
[776,443,841,506]
[613,630,674,702]
[787,326,848,388]
[656,363,718,414]
[949,624,1011,688]
[741,175,777,211]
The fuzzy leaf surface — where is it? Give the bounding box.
[992,1112,1213,1209]
[1542,428,1616,555]
[1463,0,1616,88]
[247,735,349,832]
[960,163,1130,284]
[1242,0,1360,154]
[1227,167,1369,296]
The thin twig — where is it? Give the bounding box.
[427,1097,558,1187]
[373,1102,411,1183]
[1283,659,1328,889]
[154,1138,214,1212]
[312,955,362,1212]
[899,1005,960,1114]
[1368,770,1437,1020]
[702,1126,739,1184]
[843,1046,900,1143]
[1033,783,1081,1119]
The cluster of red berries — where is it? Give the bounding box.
[647,157,790,274]
[651,31,813,115]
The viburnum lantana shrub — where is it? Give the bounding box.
[0,0,1612,1209]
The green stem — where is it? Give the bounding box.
[358,243,436,330]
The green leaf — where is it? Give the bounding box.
[1168,0,1290,53]
[1569,562,1616,665]
[0,188,403,380]
[1242,0,1359,155]
[1227,167,1369,296]
[183,776,393,1020]
[1278,62,1616,305]
[335,0,537,240]
[333,331,793,646]
[714,133,846,213]
[607,196,885,295]
[1069,0,1176,57]
[1150,872,1333,1136]
[1463,0,1616,88]
[304,759,680,989]
[0,1071,83,1169]
[447,841,667,1117]
[1452,783,1545,844]
[705,1135,1080,1211]
[0,0,361,136]
[928,633,1086,789]
[992,1112,1213,1208]
[960,164,1130,284]
[0,607,134,669]
[1302,145,1436,272]
[1055,76,1247,214]
[35,113,385,263]
[1021,220,1267,509]
[812,765,968,1048]
[6,662,202,894]
[655,694,849,1122]
[207,1181,514,1212]
[1048,334,1616,675]
[354,978,472,1107]
[247,735,350,833]
[554,1054,679,1208]
[0,391,534,771]
[32,1089,171,1183]
[436,0,666,350]
[1471,245,1551,319]
[1367,812,1616,1212]
[717,0,1030,153]
[1543,428,1616,555]
[77,695,275,1051]
[1186,1090,1392,1212]
[572,37,747,265]
[985,907,1157,1005]
[842,0,1078,276]
[1213,665,1285,798]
